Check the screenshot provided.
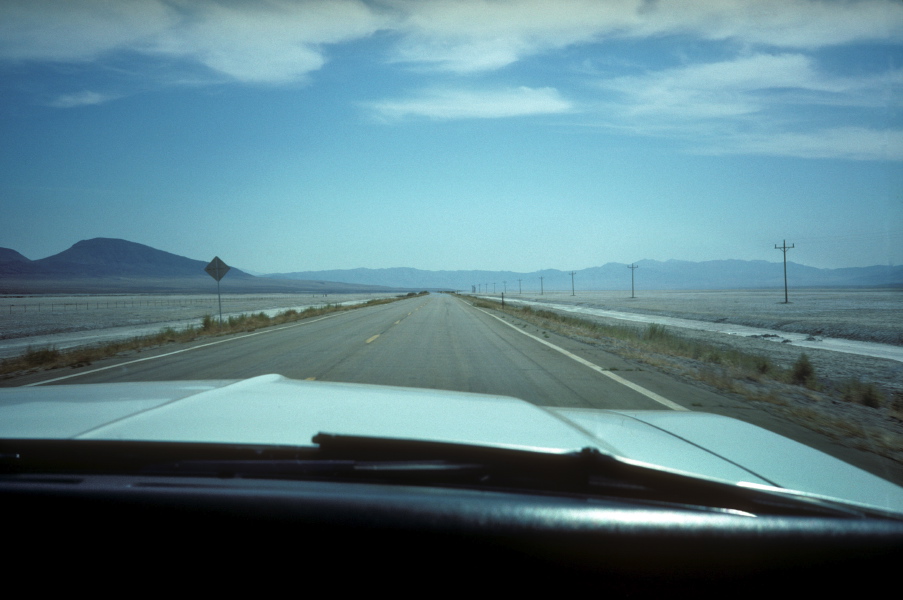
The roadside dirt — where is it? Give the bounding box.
[585,316,903,465]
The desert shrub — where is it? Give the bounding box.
[202,314,217,331]
[157,327,178,342]
[644,323,669,342]
[703,350,723,365]
[753,356,773,375]
[23,346,61,366]
[890,393,903,419]
[790,353,815,386]
[840,379,884,408]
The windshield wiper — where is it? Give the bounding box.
[1,436,898,521]
[309,433,902,521]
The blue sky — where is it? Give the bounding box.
[1,0,901,273]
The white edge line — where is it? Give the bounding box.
[470,304,688,411]
[23,314,340,387]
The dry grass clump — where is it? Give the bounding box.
[890,393,903,421]
[20,346,62,367]
[1,296,407,376]
[838,378,885,408]
[788,353,816,387]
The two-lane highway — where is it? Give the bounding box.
[13,292,903,484]
[13,293,688,411]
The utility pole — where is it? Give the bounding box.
[540,276,544,295]
[775,240,795,303]
[503,281,507,293]
[627,264,638,298]
[570,271,576,296]
[518,279,522,294]
[493,282,496,294]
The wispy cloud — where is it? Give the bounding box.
[0,1,175,62]
[595,53,903,160]
[5,1,900,79]
[600,54,837,120]
[367,86,573,120]
[0,0,386,83]
[2,1,900,161]
[717,127,903,161]
[46,91,118,108]
[388,0,903,72]
[147,0,386,84]
[388,0,639,72]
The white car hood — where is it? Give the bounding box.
[2,374,901,514]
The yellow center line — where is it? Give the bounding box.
[304,377,316,380]
[365,334,380,344]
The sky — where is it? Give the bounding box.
[1,0,902,273]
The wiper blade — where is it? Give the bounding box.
[0,438,488,484]
[311,433,902,521]
[145,458,488,484]
[2,437,897,521]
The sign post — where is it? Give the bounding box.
[204,256,231,323]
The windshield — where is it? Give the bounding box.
[0,1,901,499]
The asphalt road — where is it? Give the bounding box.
[16,293,692,410]
[6,292,903,483]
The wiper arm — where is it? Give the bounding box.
[311,433,901,521]
[2,437,896,521]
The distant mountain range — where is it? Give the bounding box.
[0,238,408,294]
[269,260,903,291]
[2,238,899,294]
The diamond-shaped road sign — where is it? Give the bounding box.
[205,256,230,282]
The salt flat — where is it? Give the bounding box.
[496,288,902,346]
[0,293,399,358]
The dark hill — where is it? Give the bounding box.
[0,248,35,276]
[31,238,253,279]
[0,238,410,294]
[0,248,31,263]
